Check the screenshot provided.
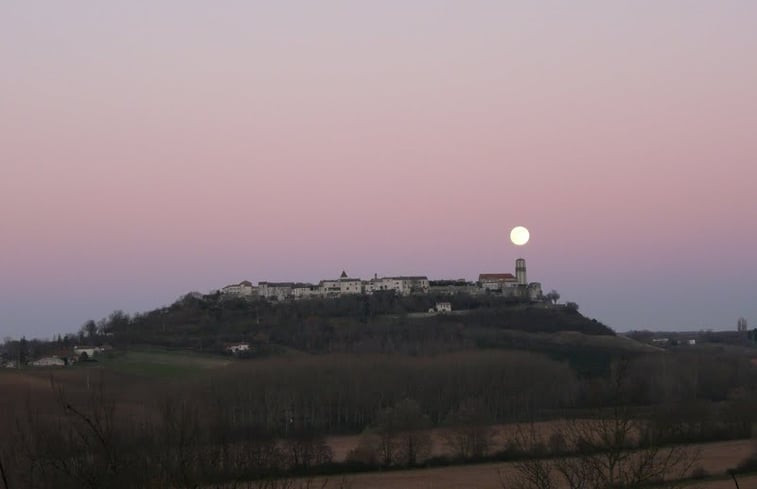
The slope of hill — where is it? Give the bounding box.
[98,293,617,356]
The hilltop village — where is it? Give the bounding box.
[221,258,544,302]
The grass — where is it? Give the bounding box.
[95,347,233,379]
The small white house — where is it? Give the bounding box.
[428,302,452,314]
[74,346,103,358]
[226,343,250,354]
[31,357,65,367]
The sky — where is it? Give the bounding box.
[1,1,756,339]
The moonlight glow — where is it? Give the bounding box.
[510,226,530,246]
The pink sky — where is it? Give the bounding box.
[1,1,756,338]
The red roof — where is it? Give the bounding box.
[479,273,516,281]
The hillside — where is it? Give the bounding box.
[96,293,616,356]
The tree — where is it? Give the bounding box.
[7,337,29,366]
[282,429,333,470]
[81,320,98,340]
[442,398,494,459]
[545,290,560,305]
[367,399,432,466]
[500,360,699,489]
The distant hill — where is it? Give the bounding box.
[97,293,619,359]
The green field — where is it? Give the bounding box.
[96,347,234,378]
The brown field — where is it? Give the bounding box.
[304,439,757,489]
[325,419,576,462]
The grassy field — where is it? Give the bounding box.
[96,347,233,378]
[0,346,235,425]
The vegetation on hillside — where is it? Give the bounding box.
[83,292,614,355]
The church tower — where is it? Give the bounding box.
[516,258,527,285]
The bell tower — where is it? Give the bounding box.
[516,258,527,285]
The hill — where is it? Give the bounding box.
[96,292,616,357]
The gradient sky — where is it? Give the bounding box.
[2,1,756,339]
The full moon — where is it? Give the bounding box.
[510,226,530,246]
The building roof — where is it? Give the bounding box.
[479,273,517,281]
[340,270,348,278]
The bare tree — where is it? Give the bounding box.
[442,398,495,459]
[500,361,699,489]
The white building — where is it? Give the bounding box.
[74,346,103,358]
[430,302,452,313]
[31,356,65,367]
[365,275,429,295]
[226,343,250,354]
[258,282,294,301]
[320,271,363,297]
[292,283,322,299]
[221,280,257,298]
[478,273,518,292]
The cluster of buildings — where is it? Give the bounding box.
[220,258,543,302]
[3,345,107,369]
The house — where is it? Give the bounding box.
[74,346,103,359]
[392,276,430,295]
[258,282,294,301]
[320,271,363,297]
[221,280,257,298]
[292,283,321,299]
[226,343,251,354]
[365,275,429,295]
[30,356,65,367]
[429,302,452,313]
